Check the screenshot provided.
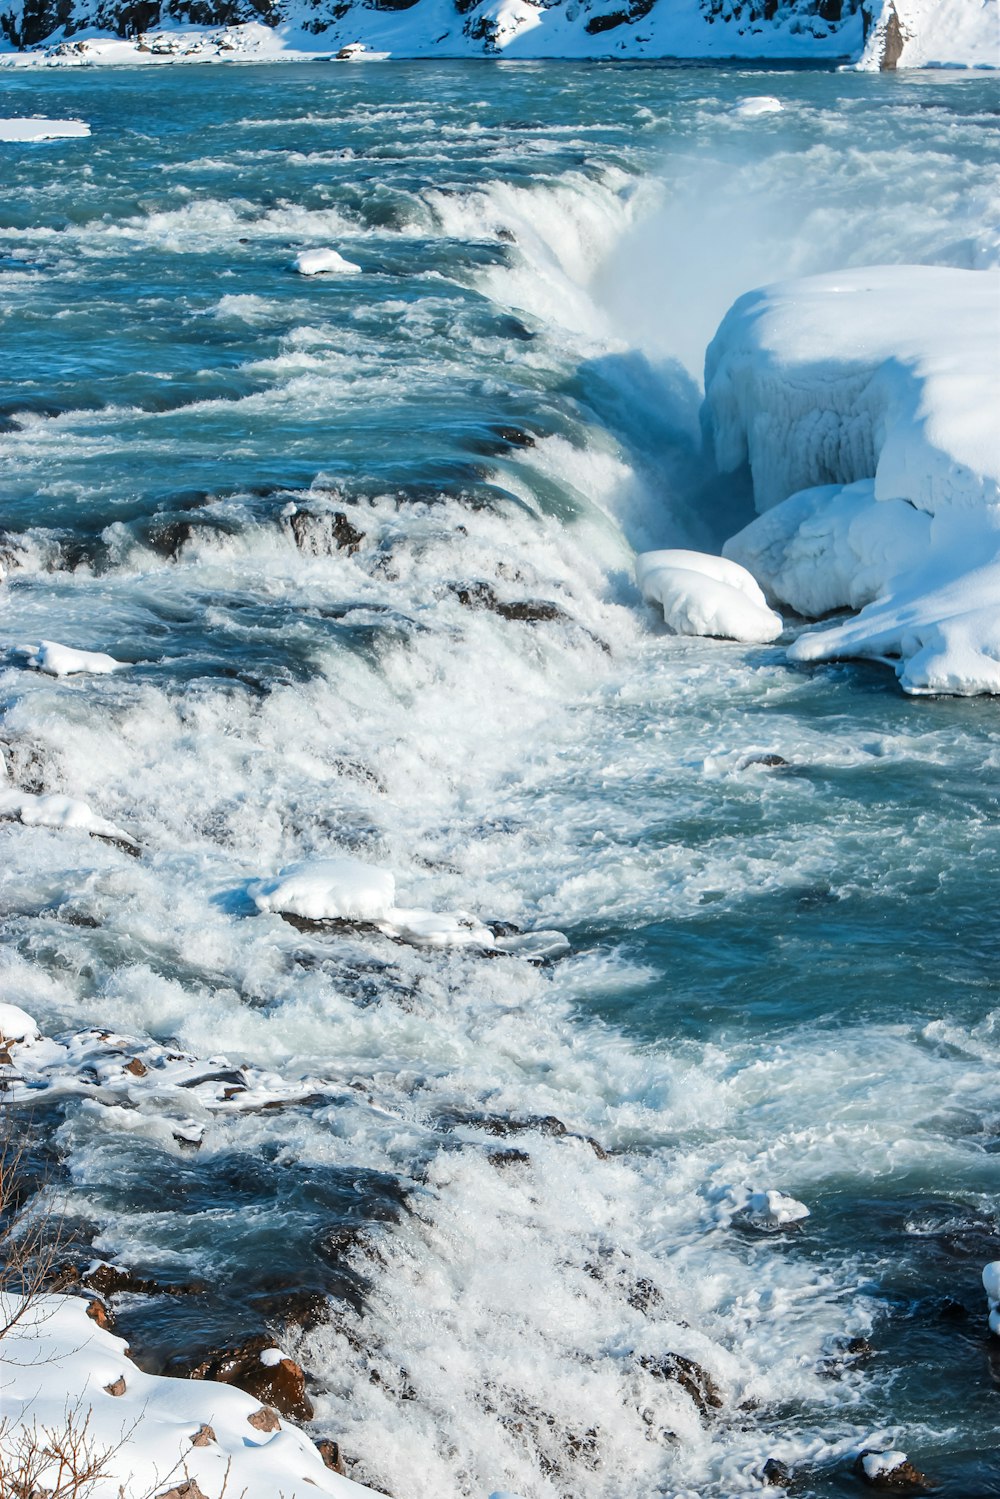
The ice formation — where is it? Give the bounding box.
[706,266,1000,695]
[293,248,362,277]
[636,548,783,643]
[22,639,124,676]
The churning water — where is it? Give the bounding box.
[1,59,999,1498]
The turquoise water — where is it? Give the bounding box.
[1,60,999,1498]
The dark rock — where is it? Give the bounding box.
[762,1457,792,1486]
[316,1438,347,1474]
[853,1452,932,1491]
[640,1353,723,1418]
[89,831,141,858]
[287,509,364,557]
[85,1264,158,1297]
[248,1287,330,1332]
[626,1277,664,1313]
[487,1147,531,1169]
[452,581,568,624]
[183,1336,314,1421]
[879,1,905,68]
[740,753,789,770]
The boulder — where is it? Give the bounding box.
[183,1336,314,1421]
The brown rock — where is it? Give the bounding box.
[155,1484,209,1499]
[125,1057,148,1077]
[85,1298,111,1329]
[104,1376,126,1397]
[853,1452,932,1491]
[247,1406,281,1433]
[315,1439,347,1474]
[190,1424,216,1447]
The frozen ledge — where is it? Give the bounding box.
[703,265,1000,697]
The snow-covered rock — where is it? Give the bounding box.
[0,0,993,66]
[0,116,90,138]
[711,1183,810,1229]
[0,1001,39,1043]
[249,856,500,950]
[0,789,138,849]
[22,639,124,676]
[0,1292,379,1499]
[636,548,783,643]
[293,248,362,277]
[707,266,1000,696]
[731,95,783,116]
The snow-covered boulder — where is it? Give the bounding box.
[706,266,1000,695]
[249,857,395,922]
[293,248,362,277]
[0,790,138,850]
[22,640,124,676]
[636,548,783,643]
[0,1002,39,1044]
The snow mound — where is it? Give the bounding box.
[860,1451,909,1480]
[732,95,784,116]
[0,1002,39,1043]
[636,548,783,643]
[22,640,124,676]
[0,1292,378,1499]
[293,248,362,277]
[707,266,1000,695]
[0,116,90,140]
[0,790,138,849]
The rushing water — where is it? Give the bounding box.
[2,58,999,1499]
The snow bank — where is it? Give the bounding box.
[636,548,783,643]
[706,266,1000,695]
[0,116,90,139]
[293,248,362,277]
[858,0,1000,71]
[0,1292,377,1499]
[22,640,124,676]
[0,789,138,849]
[249,856,506,950]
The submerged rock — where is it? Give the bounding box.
[639,1353,723,1418]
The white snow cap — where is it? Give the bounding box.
[861,1451,909,1480]
[709,266,1000,695]
[0,117,90,141]
[24,640,123,676]
[733,95,783,116]
[249,857,395,922]
[983,1261,1000,1335]
[0,790,138,848]
[293,248,362,277]
[636,549,782,643]
[0,1003,39,1044]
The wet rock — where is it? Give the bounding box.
[762,1458,792,1486]
[487,1147,531,1170]
[315,1438,347,1474]
[640,1353,723,1418]
[853,1452,931,1491]
[104,1376,126,1397]
[626,1276,664,1313]
[820,1334,875,1377]
[248,1287,330,1332]
[125,1057,148,1078]
[287,508,364,556]
[90,830,141,859]
[183,1336,314,1421]
[739,752,789,770]
[452,581,568,624]
[247,1406,281,1433]
[190,1424,215,1447]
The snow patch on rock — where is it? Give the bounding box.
[21,640,124,676]
[293,247,362,277]
[636,548,783,643]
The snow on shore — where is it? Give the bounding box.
[704,266,1000,696]
[1,0,996,67]
[0,1292,378,1499]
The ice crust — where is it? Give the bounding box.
[706,267,1000,696]
[636,548,783,643]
